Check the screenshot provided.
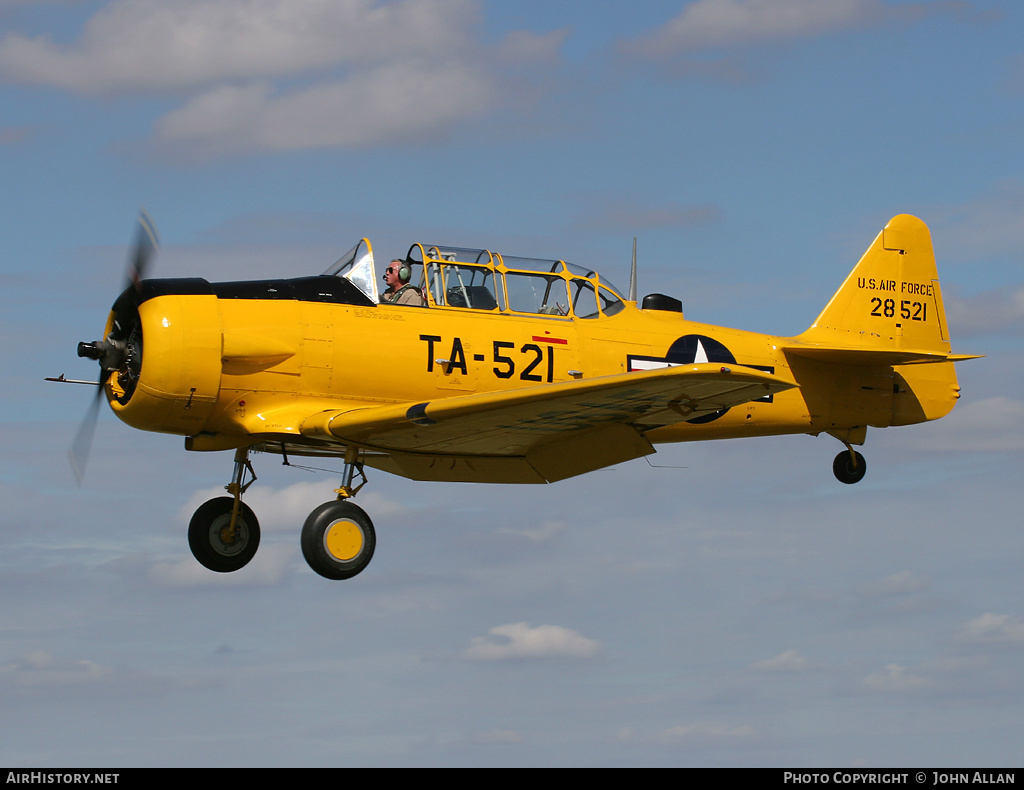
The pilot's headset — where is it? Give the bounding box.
[385,259,411,284]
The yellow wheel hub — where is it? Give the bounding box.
[324,520,363,562]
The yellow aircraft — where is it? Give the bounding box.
[58,213,977,581]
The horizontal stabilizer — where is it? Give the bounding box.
[784,346,983,366]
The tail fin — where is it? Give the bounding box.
[791,215,976,428]
[799,214,951,355]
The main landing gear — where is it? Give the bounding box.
[188,448,260,572]
[187,445,376,580]
[301,500,376,580]
[832,443,867,485]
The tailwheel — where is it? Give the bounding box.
[301,500,376,580]
[833,449,867,485]
[188,497,261,572]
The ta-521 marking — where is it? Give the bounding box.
[420,334,560,382]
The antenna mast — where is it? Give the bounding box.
[628,237,637,302]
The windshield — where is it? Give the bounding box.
[324,238,378,302]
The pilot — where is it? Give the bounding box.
[381,259,426,306]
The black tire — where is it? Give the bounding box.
[833,450,867,484]
[188,497,261,572]
[301,501,376,580]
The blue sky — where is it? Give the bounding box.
[2,0,1023,767]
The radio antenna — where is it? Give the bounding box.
[628,236,637,302]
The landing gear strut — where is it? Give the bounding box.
[301,446,376,580]
[188,447,261,572]
[833,444,867,484]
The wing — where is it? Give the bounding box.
[295,363,795,483]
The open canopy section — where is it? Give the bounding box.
[322,238,629,318]
[404,243,628,318]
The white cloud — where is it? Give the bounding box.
[0,0,474,93]
[658,723,757,741]
[857,570,930,598]
[931,181,1024,262]
[863,662,928,691]
[0,0,51,9]
[463,622,600,661]
[945,284,1024,337]
[751,648,812,672]
[624,0,960,61]
[149,542,297,587]
[0,652,113,687]
[496,520,565,543]
[0,125,31,145]
[0,0,564,157]
[963,613,1024,644]
[910,184,1024,337]
[472,729,523,744]
[573,200,722,232]
[152,59,493,155]
[649,0,880,53]
[909,396,1024,452]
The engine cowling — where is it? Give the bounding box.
[106,282,223,436]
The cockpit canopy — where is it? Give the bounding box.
[327,238,627,319]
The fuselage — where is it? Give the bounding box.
[104,274,958,460]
